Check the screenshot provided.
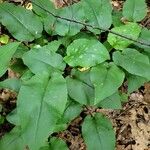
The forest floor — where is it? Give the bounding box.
[0,0,150,150]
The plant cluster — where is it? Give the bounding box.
[0,0,150,149]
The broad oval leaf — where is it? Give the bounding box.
[90,63,125,104]
[107,23,141,50]
[113,48,150,79]
[64,39,110,67]
[81,0,112,33]
[127,74,148,93]
[0,42,20,77]
[23,46,65,74]
[17,72,67,150]
[123,0,147,22]
[0,2,43,41]
[82,113,115,150]
[97,92,122,109]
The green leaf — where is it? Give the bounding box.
[64,39,110,67]
[97,92,122,109]
[62,99,82,124]
[81,0,112,33]
[21,70,34,82]
[123,0,147,22]
[23,46,65,74]
[0,42,20,77]
[66,69,94,105]
[113,48,150,79]
[44,40,62,53]
[10,59,27,75]
[49,137,68,150]
[82,113,115,150]
[0,127,24,150]
[0,115,4,125]
[0,78,21,92]
[17,72,67,150]
[0,104,2,112]
[39,137,69,150]
[33,0,84,36]
[120,93,128,103]
[32,0,55,18]
[108,23,141,50]
[6,109,20,126]
[0,2,43,41]
[112,10,123,27]
[13,44,29,58]
[45,4,84,36]
[66,77,94,105]
[39,145,50,150]
[0,104,4,125]
[137,28,150,49]
[127,74,148,93]
[90,63,125,104]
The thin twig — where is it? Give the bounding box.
[32,0,150,47]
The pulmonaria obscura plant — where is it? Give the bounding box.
[0,0,149,149]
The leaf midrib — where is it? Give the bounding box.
[0,5,35,38]
[34,76,50,145]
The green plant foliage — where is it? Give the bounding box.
[81,0,112,33]
[113,48,150,79]
[49,3,84,36]
[0,127,24,150]
[23,45,65,75]
[82,113,115,150]
[112,10,123,27]
[6,109,20,126]
[66,76,94,105]
[127,75,148,93]
[39,137,68,150]
[44,40,62,53]
[0,0,149,149]
[32,0,55,18]
[0,104,4,125]
[0,78,21,92]
[90,63,125,104]
[97,92,122,109]
[137,27,150,49]
[33,0,84,36]
[66,69,94,105]
[0,2,43,41]
[62,100,82,123]
[123,0,147,22]
[0,42,20,77]
[49,137,68,150]
[108,23,141,50]
[13,44,29,58]
[17,72,67,150]
[64,38,110,67]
